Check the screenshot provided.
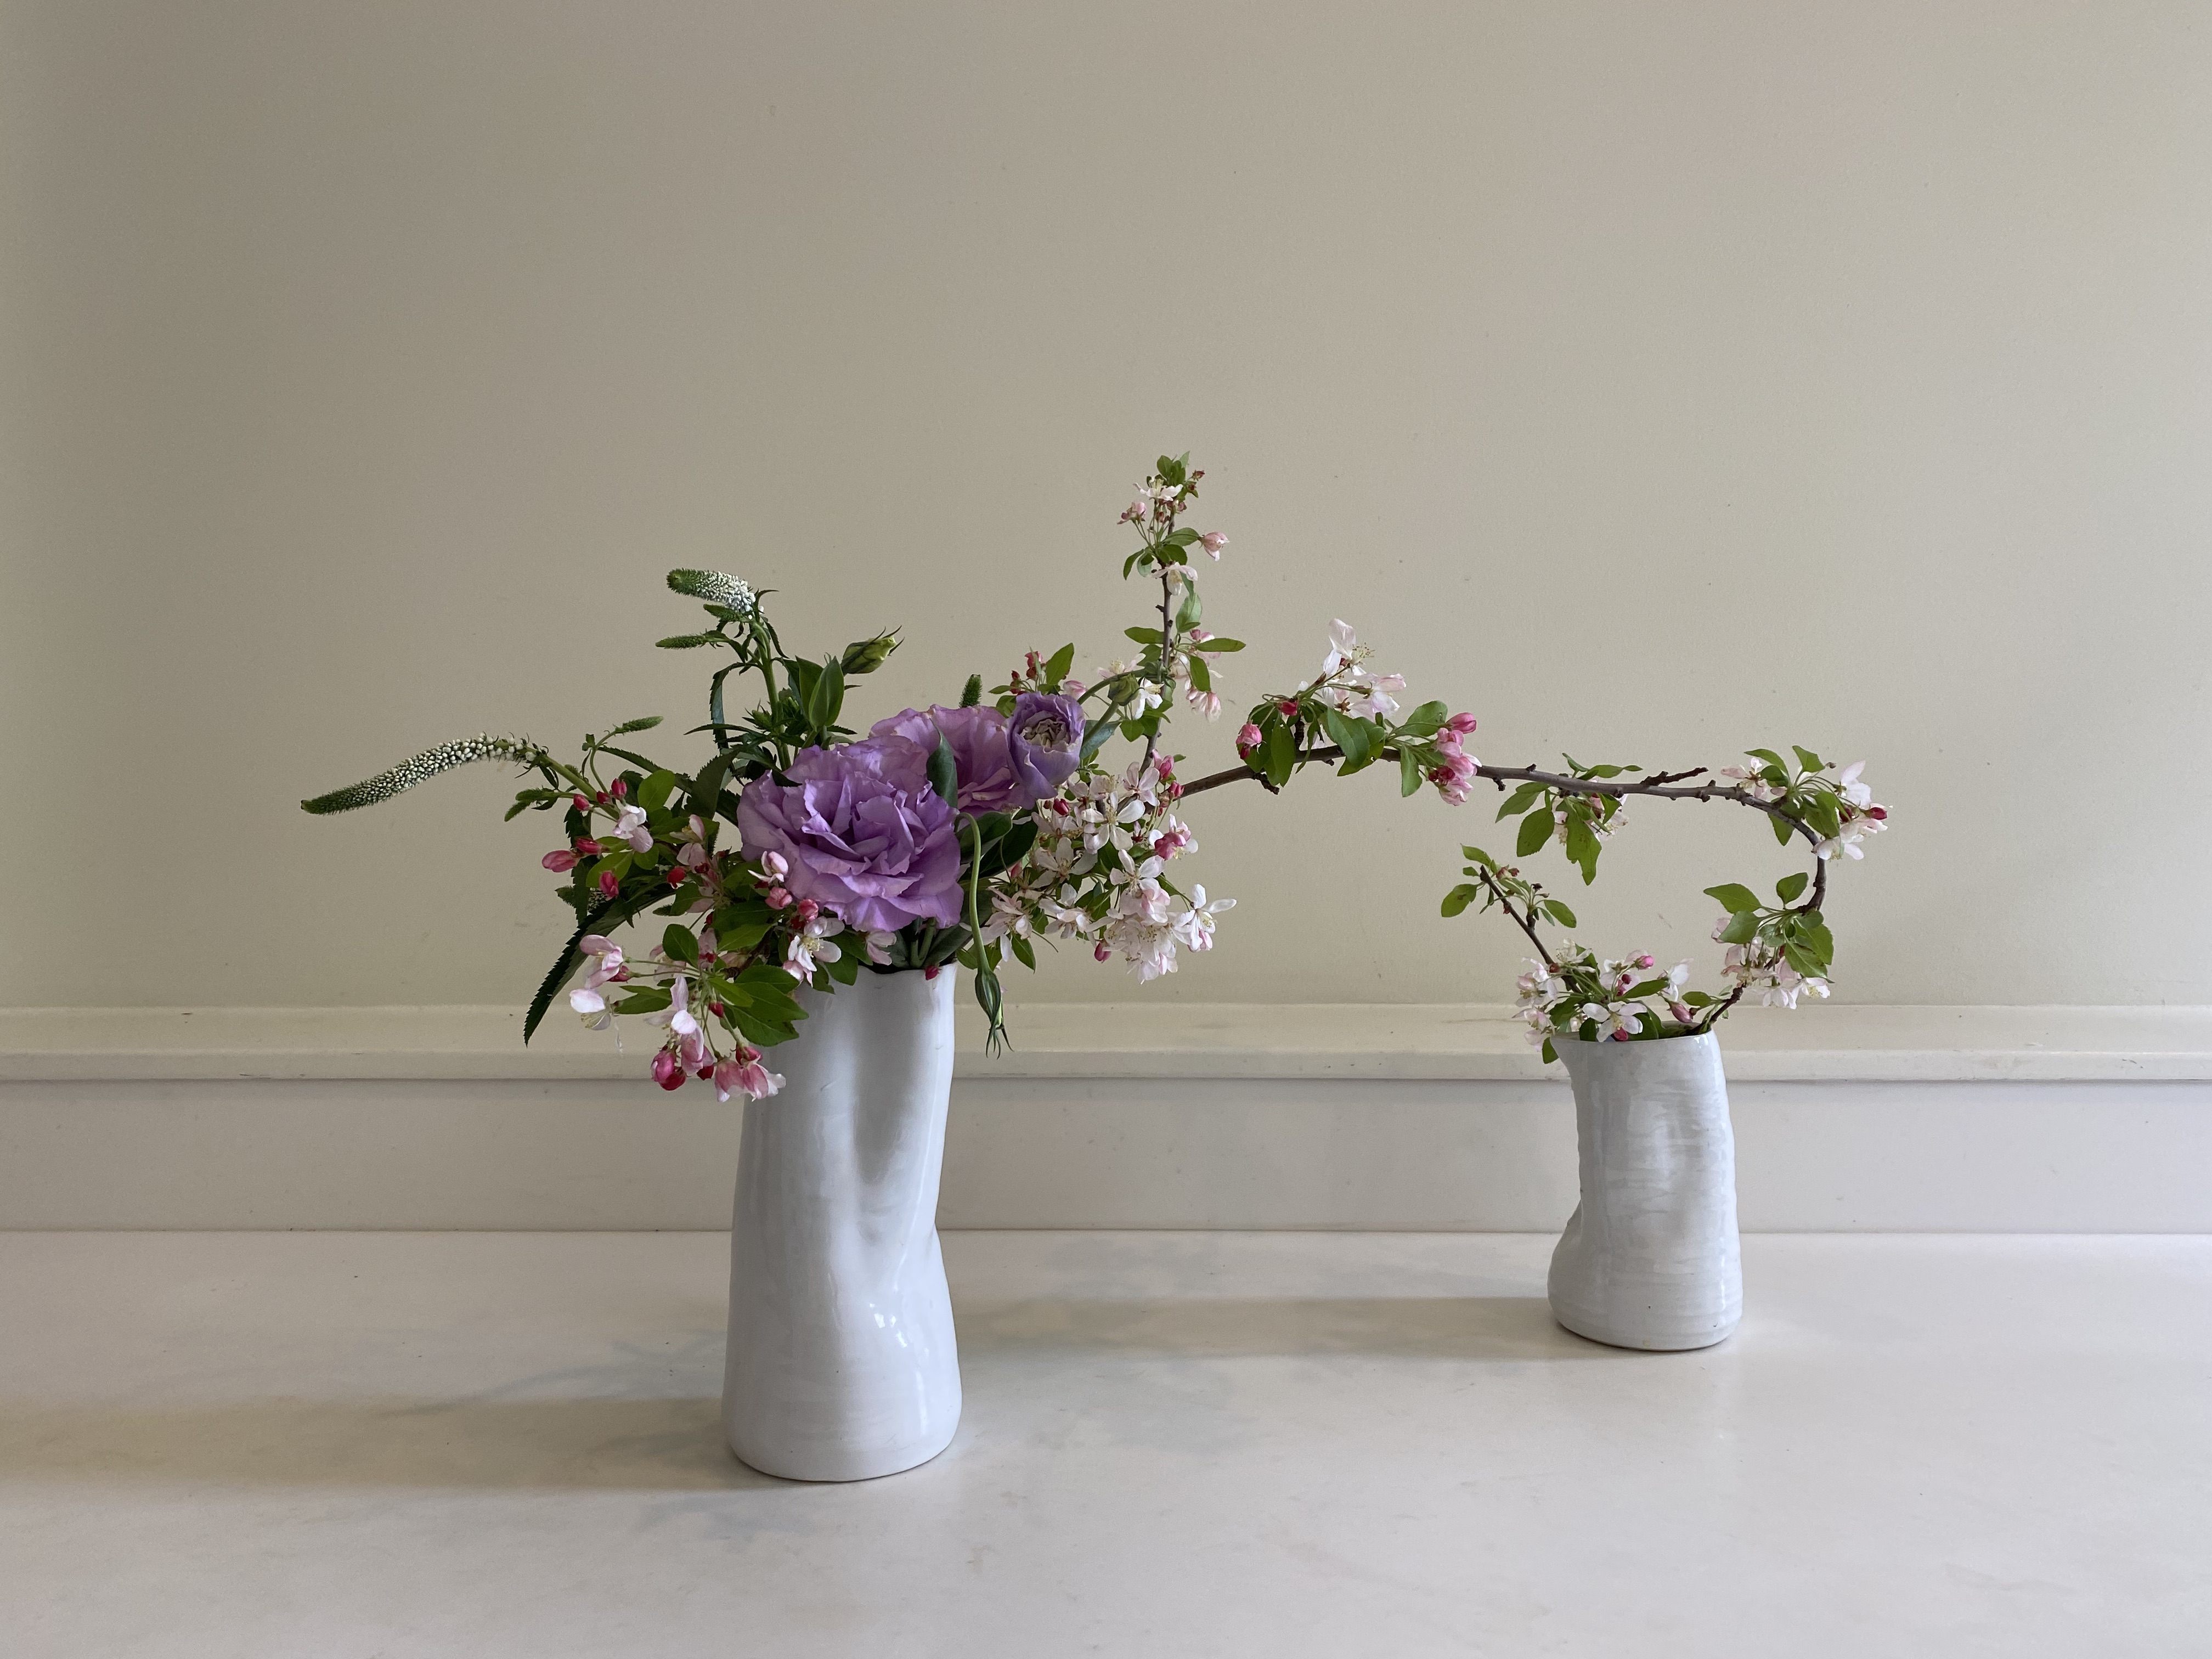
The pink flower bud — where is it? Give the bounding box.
[1094,943,1111,962]
[765,886,792,909]
[1198,531,1228,558]
[1235,722,1263,758]
[1866,806,1888,820]
[1446,711,1479,735]
[611,778,628,798]
[571,795,591,812]
[542,849,579,872]
[599,870,620,899]
[574,838,603,855]
[650,1049,684,1090]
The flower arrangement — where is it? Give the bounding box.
[1435,747,1893,1059]
[302,450,1884,1090]
[302,454,1476,1098]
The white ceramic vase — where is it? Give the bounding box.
[720,967,963,1481]
[1547,1031,1742,1351]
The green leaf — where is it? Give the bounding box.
[639,770,679,812]
[928,736,959,808]
[1321,706,1369,769]
[1192,637,1244,652]
[1441,883,1481,918]
[1776,871,1810,904]
[1582,764,1626,779]
[1187,653,1212,694]
[960,673,983,708]
[1460,845,1497,868]
[1125,627,1164,644]
[1541,1039,1557,1065]
[1782,943,1824,977]
[805,657,845,733]
[1515,808,1553,858]
[1496,781,1544,821]
[1080,715,1116,766]
[1792,746,1825,774]
[687,754,731,820]
[1771,814,1795,845]
[1746,747,1787,771]
[1398,701,1448,739]
[662,924,697,963]
[1718,910,1761,945]
[1165,527,1198,548]
[1008,932,1037,970]
[1542,899,1577,928]
[1262,723,1297,789]
[1703,883,1761,915]
[612,986,672,1015]
[1175,586,1203,630]
[1156,454,1186,486]
[1400,747,1423,797]
[1800,921,1836,966]
[1043,644,1075,687]
[1564,818,1600,883]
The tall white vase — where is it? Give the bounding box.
[1547,1032,1742,1352]
[721,967,962,1481]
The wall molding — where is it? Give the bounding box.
[8,1002,2212,1082]
[4,1005,2210,1232]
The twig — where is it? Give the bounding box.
[1478,867,1557,969]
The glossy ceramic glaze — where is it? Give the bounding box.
[1548,1031,1742,1351]
[721,967,962,1480]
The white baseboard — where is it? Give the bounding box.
[4,1005,2209,1230]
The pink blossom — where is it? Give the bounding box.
[1198,531,1228,558]
[650,1049,684,1090]
[1444,712,1479,736]
[726,1051,783,1100]
[1235,723,1263,758]
[597,870,620,899]
[542,849,579,872]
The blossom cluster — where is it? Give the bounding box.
[1718,751,1891,862]
[979,751,1233,983]
[1513,944,1695,1054]
[1237,619,1480,807]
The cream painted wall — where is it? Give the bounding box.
[3,1,2209,1011]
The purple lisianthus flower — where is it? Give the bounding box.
[736,736,963,933]
[1008,691,1086,803]
[871,704,1023,812]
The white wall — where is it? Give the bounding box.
[4,1,2209,1012]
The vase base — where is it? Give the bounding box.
[725,1417,961,1483]
[1550,1301,1740,1352]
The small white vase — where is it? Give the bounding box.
[720,967,962,1481]
[1547,1031,1742,1351]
